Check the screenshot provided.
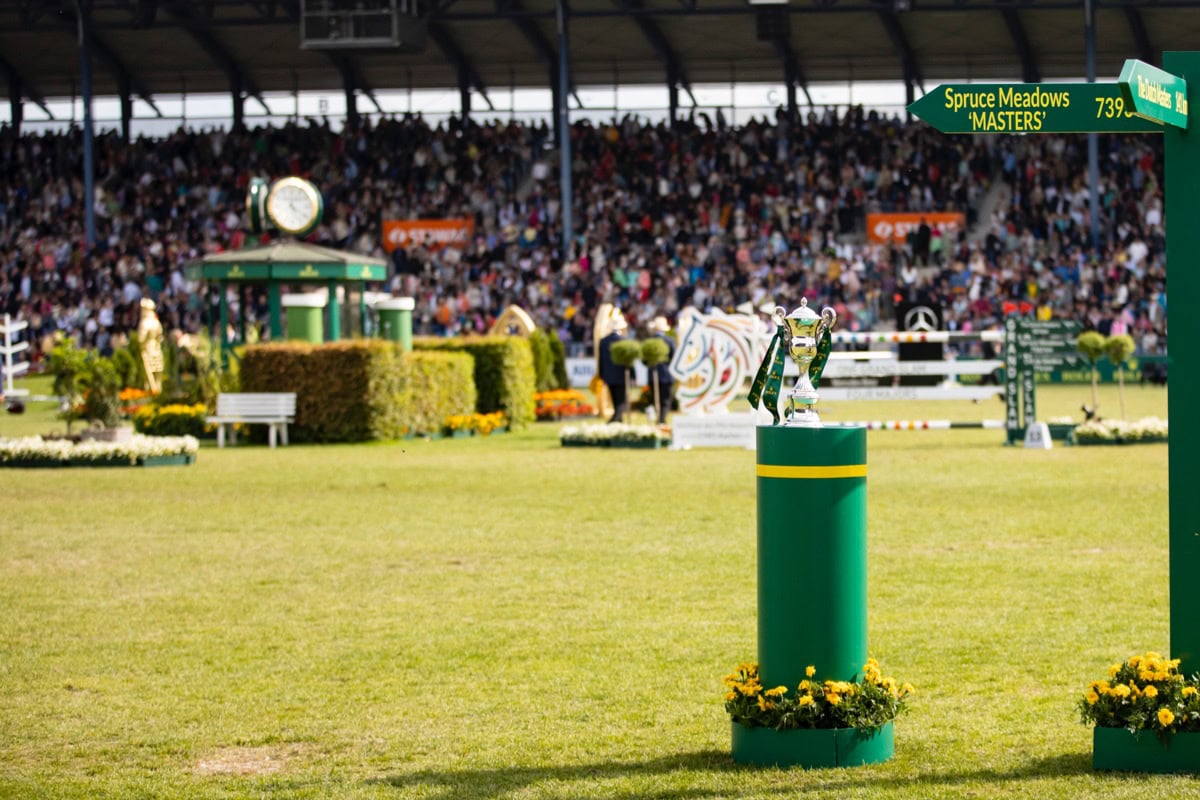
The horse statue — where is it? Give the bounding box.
[669,307,772,414]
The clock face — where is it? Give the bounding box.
[266,177,322,235]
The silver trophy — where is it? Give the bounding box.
[774,299,837,427]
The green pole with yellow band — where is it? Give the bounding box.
[732,423,893,768]
[756,424,868,689]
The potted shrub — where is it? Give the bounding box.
[640,337,671,424]
[609,339,642,424]
[1077,331,1106,419]
[1105,333,1137,420]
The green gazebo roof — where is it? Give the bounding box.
[186,241,389,283]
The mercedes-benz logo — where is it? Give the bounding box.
[904,306,939,332]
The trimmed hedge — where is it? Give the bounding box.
[413,335,536,427]
[240,341,475,442]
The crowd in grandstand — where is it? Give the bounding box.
[0,105,1168,365]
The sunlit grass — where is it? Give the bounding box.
[0,379,1178,798]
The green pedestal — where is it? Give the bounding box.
[735,424,888,769]
[732,721,893,769]
[377,297,415,352]
[1093,728,1200,773]
[756,424,868,686]
[283,295,325,343]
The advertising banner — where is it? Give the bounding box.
[866,212,965,244]
[382,219,475,252]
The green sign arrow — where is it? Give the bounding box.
[1119,59,1189,129]
[908,83,1162,134]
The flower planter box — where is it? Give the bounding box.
[140,454,196,467]
[610,439,664,449]
[1076,436,1168,446]
[1047,423,1077,443]
[71,457,137,468]
[2,458,68,469]
[1093,727,1200,773]
[732,722,894,769]
[731,721,893,769]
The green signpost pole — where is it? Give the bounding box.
[913,60,1192,771]
[1164,51,1199,674]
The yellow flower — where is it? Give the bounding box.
[798,695,814,707]
[757,696,775,712]
[806,665,816,678]
[1144,685,1159,699]
[827,693,841,706]
[1158,708,1176,727]
[765,685,788,698]
[1113,684,1131,699]
[1086,691,1100,705]
[724,691,737,701]
[1107,664,1121,679]
[1183,686,1198,698]
[901,683,916,696]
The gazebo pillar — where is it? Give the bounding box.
[268,283,283,340]
[218,281,229,364]
[327,280,341,342]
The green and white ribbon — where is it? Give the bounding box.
[748,324,788,424]
[810,328,832,390]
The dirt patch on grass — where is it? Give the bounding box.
[194,744,309,776]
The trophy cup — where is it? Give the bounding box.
[774,299,837,427]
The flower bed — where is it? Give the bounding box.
[0,434,199,468]
[724,660,912,732]
[559,423,670,448]
[1075,417,1168,445]
[535,389,596,421]
[442,411,510,437]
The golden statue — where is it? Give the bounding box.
[488,305,537,337]
[138,298,165,394]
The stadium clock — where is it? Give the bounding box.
[265,176,323,236]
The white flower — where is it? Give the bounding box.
[559,423,669,445]
[1074,417,1167,443]
[0,435,199,464]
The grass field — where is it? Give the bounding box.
[0,378,1184,799]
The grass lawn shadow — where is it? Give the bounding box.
[370,749,1097,799]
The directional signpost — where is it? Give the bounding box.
[907,82,1163,134]
[1119,59,1189,129]
[912,57,1197,772]
[1001,319,1082,444]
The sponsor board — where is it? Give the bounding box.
[382,218,475,252]
[866,212,965,244]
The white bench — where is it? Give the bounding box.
[206,393,296,449]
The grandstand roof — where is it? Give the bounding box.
[2,0,1200,113]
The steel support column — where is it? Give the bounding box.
[1085,0,1100,248]
[77,4,97,249]
[556,0,573,261]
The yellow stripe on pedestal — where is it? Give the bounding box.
[755,464,867,479]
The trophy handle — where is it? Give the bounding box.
[819,306,837,334]
[772,306,786,327]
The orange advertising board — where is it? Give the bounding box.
[866,212,966,244]
[382,218,475,252]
